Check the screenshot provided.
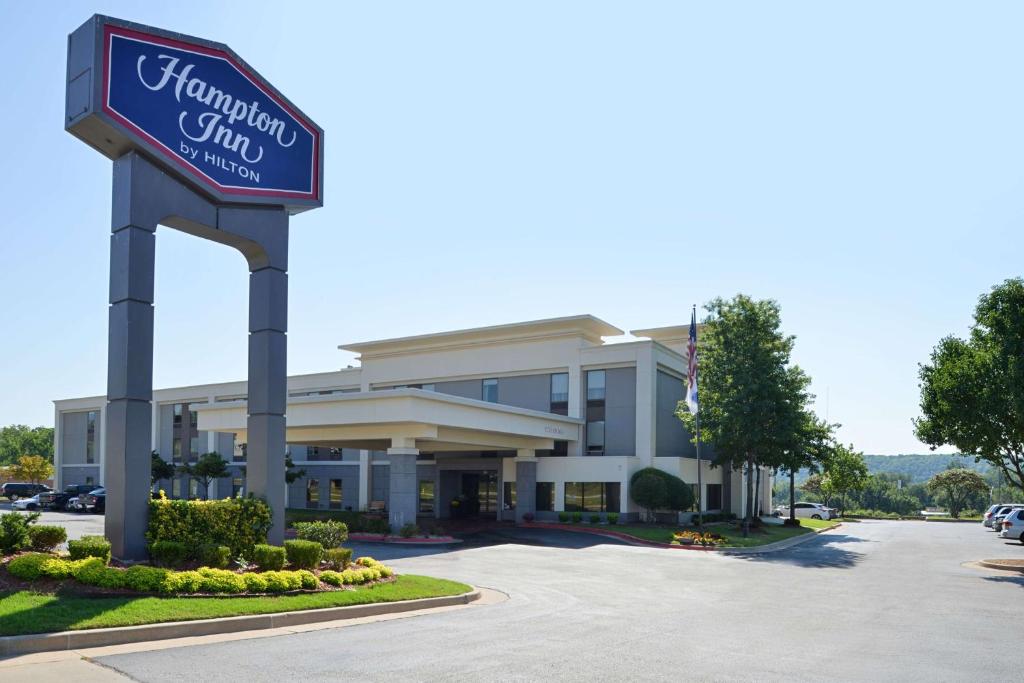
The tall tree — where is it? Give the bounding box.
[677,295,806,536]
[778,413,836,524]
[925,468,989,518]
[10,454,54,485]
[915,278,1024,494]
[0,425,54,466]
[178,452,230,500]
[821,443,868,516]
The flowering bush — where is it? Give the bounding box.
[672,530,723,547]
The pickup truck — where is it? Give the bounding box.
[38,484,96,511]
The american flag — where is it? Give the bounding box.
[686,307,699,414]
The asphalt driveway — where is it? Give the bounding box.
[94,520,1022,682]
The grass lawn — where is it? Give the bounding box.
[571,518,839,548]
[0,575,471,637]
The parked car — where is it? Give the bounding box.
[81,488,105,514]
[983,504,1003,527]
[11,494,41,511]
[38,484,96,511]
[987,505,1024,531]
[1,482,51,502]
[998,508,1024,543]
[772,502,837,520]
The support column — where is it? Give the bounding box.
[358,449,370,511]
[515,450,537,524]
[387,444,419,531]
[104,195,156,561]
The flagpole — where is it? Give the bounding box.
[693,304,703,527]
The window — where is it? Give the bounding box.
[85,476,95,487]
[173,403,183,425]
[232,477,244,497]
[482,378,498,403]
[329,479,343,509]
[306,479,320,508]
[586,421,605,455]
[233,442,247,462]
[172,438,182,464]
[585,370,606,455]
[172,478,181,499]
[189,436,201,461]
[536,482,555,512]
[550,373,569,415]
[586,370,606,401]
[503,481,517,510]
[188,478,199,499]
[421,384,435,392]
[189,409,198,429]
[564,482,620,513]
[418,480,434,514]
[706,484,723,511]
[85,411,97,464]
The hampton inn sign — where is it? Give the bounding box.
[65,15,324,559]
[67,16,323,210]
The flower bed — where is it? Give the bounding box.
[2,552,395,596]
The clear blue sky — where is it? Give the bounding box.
[1,1,1019,455]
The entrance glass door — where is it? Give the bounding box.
[460,471,498,516]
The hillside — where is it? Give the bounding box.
[862,453,987,484]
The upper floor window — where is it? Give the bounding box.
[172,403,183,426]
[586,370,606,402]
[482,378,499,403]
[550,373,569,415]
[85,411,97,464]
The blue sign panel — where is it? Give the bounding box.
[102,25,321,203]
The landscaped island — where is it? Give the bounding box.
[0,496,471,638]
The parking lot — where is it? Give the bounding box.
[83,520,1021,682]
[0,503,104,542]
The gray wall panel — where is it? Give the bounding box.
[158,404,173,462]
[60,466,100,487]
[498,374,550,412]
[371,464,390,506]
[604,367,636,457]
[434,379,482,400]
[655,371,696,458]
[61,412,88,465]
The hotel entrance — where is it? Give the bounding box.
[452,470,498,518]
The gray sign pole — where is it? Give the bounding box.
[103,153,289,559]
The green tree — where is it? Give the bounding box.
[821,443,868,516]
[178,452,230,500]
[915,278,1024,495]
[778,413,836,523]
[151,451,175,487]
[630,472,667,521]
[926,468,990,518]
[0,425,54,466]
[677,295,809,535]
[10,455,53,486]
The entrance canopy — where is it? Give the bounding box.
[196,388,582,453]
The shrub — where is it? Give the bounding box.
[571,512,582,523]
[286,510,391,534]
[323,547,353,570]
[0,511,39,554]
[123,565,169,592]
[589,514,601,524]
[252,544,286,571]
[27,525,67,552]
[261,570,302,592]
[320,570,343,587]
[147,496,272,557]
[297,570,319,590]
[558,512,570,523]
[68,535,111,564]
[243,572,268,592]
[630,467,695,515]
[399,523,419,538]
[163,570,203,594]
[7,552,51,580]
[284,539,323,569]
[197,544,232,569]
[522,512,534,523]
[340,568,360,584]
[150,540,189,568]
[197,567,246,594]
[40,556,77,580]
[293,520,348,548]
[606,513,619,525]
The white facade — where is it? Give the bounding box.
[53,315,773,523]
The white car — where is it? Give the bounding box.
[11,495,41,511]
[998,508,1024,543]
[773,502,837,520]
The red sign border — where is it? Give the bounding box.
[101,24,321,202]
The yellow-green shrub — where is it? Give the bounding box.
[7,552,50,580]
[197,567,246,593]
[320,570,343,587]
[147,496,272,557]
[243,572,268,592]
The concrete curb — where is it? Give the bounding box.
[978,559,1024,573]
[521,521,841,554]
[717,523,843,555]
[348,534,463,545]
[0,588,481,658]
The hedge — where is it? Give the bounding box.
[284,539,323,569]
[67,536,111,564]
[147,495,272,557]
[6,553,332,594]
[28,525,67,552]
